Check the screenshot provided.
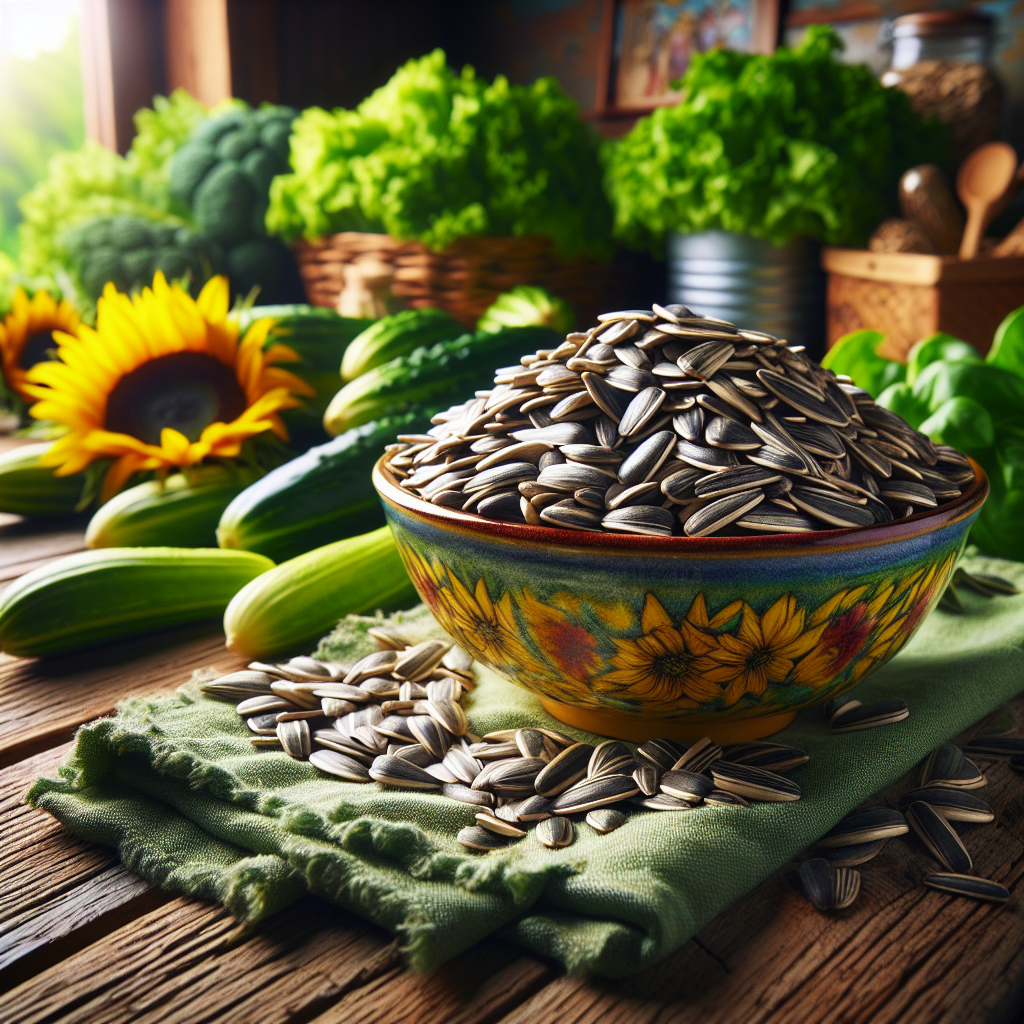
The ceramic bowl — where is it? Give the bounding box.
[374,456,988,743]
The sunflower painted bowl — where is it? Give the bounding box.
[374,456,988,743]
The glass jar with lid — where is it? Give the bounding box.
[888,10,994,71]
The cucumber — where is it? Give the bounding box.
[86,466,262,548]
[217,414,424,563]
[0,442,87,518]
[340,308,465,382]
[224,526,416,658]
[235,304,373,450]
[323,325,561,436]
[0,547,274,657]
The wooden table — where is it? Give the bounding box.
[0,515,1021,1024]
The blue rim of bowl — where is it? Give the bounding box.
[373,454,988,558]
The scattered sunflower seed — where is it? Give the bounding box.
[922,873,1009,903]
[536,816,575,848]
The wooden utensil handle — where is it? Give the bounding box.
[959,212,986,259]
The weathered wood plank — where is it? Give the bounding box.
[0,628,246,768]
[493,707,1024,1024]
[0,521,88,577]
[0,744,165,989]
[307,943,554,1024]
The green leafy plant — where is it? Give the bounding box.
[17,89,208,283]
[267,50,612,258]
[824,307,1024,562]
[604,26,945,254]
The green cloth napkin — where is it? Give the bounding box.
[28,554,1024,977]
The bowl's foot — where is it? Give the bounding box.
[539,698,798,745]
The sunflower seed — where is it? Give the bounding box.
[671,737,723,774]
[636,738,688,771]
[710,761,801,802]
[602,505,675,536]
[678,340,735,380]
[443,783,495,807]
[757,370,849,427]
[618,431,676,485]
[819,839,888,867]
[922,873,1009,903]
[587,808,628,833]
[830,698,909,732]
[344,650,400,686]
[633,764,661,796]
[878,480,937,507]
[694,466,780,498]
[536,816,575,848]
[538,463,615,491]
[516,795,554,821]
[676,439,740,472]
[618,387,666,437]
[790,488,876,528]
[276,719,311,758]
[905,801,972,873]
[703,790,751,808]
[736,507,820,533]
[474,757,547,797]
[236,694,294,715]
[408,716,454,759]
[551,774,639,814]
[720,742,809,772]
[589,741,635,778]
[632,792,697,811]
[475,812,527,837]
[795,859,835,911]
[539,503,602,531]
[919,743,985,789]
[660,769,714,803]
[832,867,861,909]
[684,490,765,537]
[816,807,908,847]
[246,712,282,734]
[309,749,371,781]
[370,755,443,790]
[458,825,507,851]
[201,671,277,701]
[897,784,994,823]
[535,742,594,797]
[962,736,1024,758]
[582,372,631,420]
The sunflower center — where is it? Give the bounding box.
[654,651,692,679]
[746,646,773,670]
[19,330,59,370]
[105,352,246,445]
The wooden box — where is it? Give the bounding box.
[823,248,1024,361]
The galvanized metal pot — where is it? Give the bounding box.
[666,231,826,359]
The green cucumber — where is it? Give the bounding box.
[86,466,262,548]
[223,526,416,657]
[340,308,465,382]
[0,442,87,518]
[0,547,274,657]
[323,325,561,435]
[217,414,424,563]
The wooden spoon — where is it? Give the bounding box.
[957,142,1019,259]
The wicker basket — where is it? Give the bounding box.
[292,232,615,328]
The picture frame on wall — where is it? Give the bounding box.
[596,0,781,116]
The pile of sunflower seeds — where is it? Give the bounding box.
[384,304,973,537]
[199,634,810,852]
[792,737,1022,910]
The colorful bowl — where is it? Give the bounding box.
[374,456,987,743]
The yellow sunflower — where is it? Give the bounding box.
[594,594,722,710]
[432,573,539,673]
[0,287,81,401]
[23,272,313,499]
[397,543,449,616]
[703,595,826,707]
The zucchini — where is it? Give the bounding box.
[323,325,561,436]
[0,442,87,518]
[0,547,274,657]
[86,466,262,548]
[340,308,465,382]
[218,414,423,563]
[224,526,416,658]
[235,304,373,450]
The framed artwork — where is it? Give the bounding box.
[596,0,781,116]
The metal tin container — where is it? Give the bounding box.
[666,231,826,359]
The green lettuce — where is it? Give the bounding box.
[267,50,612,258]
[604,26,945,253]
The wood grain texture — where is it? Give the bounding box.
[0,627,245,768]
[0,745,164,988]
